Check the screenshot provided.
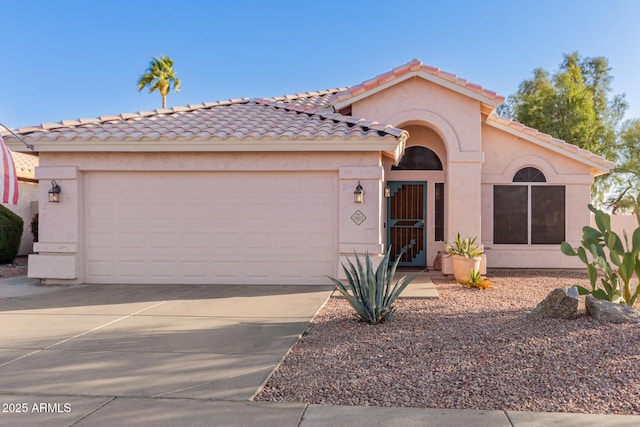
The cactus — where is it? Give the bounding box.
[327,242,416,324]
[561,204,640,306]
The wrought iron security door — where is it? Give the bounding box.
[387,182,427,267]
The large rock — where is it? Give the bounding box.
[529,287,579,320]
[585,295,640,324]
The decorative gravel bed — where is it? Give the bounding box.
[256,270,640,414]
[0,256,28,279]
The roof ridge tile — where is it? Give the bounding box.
[334,59,505,107]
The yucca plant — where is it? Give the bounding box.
[327,243,416,324]
[463,269,492,290]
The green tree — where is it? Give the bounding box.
[606,119,640,213]
[498,52,628,204]
[137,55,181,109]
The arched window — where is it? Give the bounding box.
[513,167,546,182]
[392,146,443,170]
[493,167,565,245]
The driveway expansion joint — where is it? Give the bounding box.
[68,396,116,426]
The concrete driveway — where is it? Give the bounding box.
[0,283,332,424]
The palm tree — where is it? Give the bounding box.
[137,55,181,109]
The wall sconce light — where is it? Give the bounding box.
[48,180,61,203]
[354,181,364,204]
[384,186,391,198]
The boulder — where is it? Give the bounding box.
[585,295,640,324]
[529,287,579,320]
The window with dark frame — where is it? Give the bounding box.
[493,168,565,245]
[531,186,565,244]
[493,185,528,244]
[392,146,443,170]
[434,183,445,241]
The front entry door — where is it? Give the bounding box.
[387,182,427,267]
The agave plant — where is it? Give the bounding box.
[446,233,484,258]
[326,243,416,324]
[463,269,492,290]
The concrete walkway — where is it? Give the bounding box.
[0,275,65,299]
[0,396,638,426]
[0,277,638,426]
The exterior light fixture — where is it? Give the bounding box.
[384,186,391,198]
[48,180,61,202]
[354,181,364,204]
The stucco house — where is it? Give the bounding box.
[4,59,613,285]
[1,150,39,255]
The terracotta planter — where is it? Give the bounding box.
[451,255,482,284]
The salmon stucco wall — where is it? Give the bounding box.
[350,77,482,156]
[350,77,485,264]
[481,124,594,268]
[29,150,388,284]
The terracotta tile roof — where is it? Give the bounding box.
[15,99,250,135]
[332,58,505,106]
[16,99,405,143]
[10,151,38,180]
[3,59,611,171]
[265,88,344,113]
[487,114,615,170]
[8,60,503,145]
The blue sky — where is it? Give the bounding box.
[1,0,639,129]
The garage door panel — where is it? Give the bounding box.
[250,232,272,248]
[118,261,147,278]
[85,171,337,284]
[181,232,209,249]
[87,260,115,278]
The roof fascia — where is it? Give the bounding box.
[8,138,402,155]
[333,71,501,112]
[485,119,611,173]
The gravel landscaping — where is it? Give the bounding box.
[256,270,640,415]
[0,256,28,279]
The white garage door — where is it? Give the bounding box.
[84,171,338,284]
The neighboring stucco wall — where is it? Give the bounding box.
[481,124,595,268]
[1,180,38,256]
[30,150,387,284]
[600,214,638,241]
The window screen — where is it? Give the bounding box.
[531,186,565,244]
[493,185,528,244]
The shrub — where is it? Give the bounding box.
[0,205,24,264]
[561,204,640,306]
[327,244,416,324]
[30,213,38,243]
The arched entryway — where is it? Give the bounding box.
[385,124,446,268]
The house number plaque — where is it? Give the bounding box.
[351,210,366,226]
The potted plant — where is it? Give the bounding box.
[446,233,484,284]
